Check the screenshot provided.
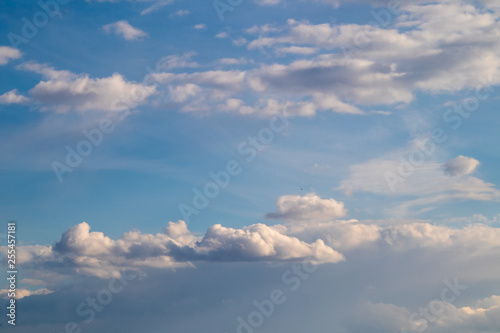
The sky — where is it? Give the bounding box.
[1,0,500,332]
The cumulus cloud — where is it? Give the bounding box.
[0,46,22,65]
[103,20,148,40]
[266,193,348,223]
[195,223,343,262]
[10,218,500,291]
[15,220,344,280]
[17,62,156,112]
[144,1,498,117]
[443,155,480,176]
[0,89,29,104]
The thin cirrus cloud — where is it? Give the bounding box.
[339,141,500,216]
[102,20,148,40]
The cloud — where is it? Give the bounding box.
[16,220,344,280]
[246,24,280,35]
[275,46,319,55]
[339,140,500,216]
[156,52,199,71]
[362,295,500,333]
[17,62,156,112]
[141,0,174,15]
[242,2,500,103]
[0,288,53,300]
[215,57,249,66]
[443,155,480,176]
[0,89,29,104]
[194,24,206,30]
[254,0,281,5]
[0,46,22,65]
[11,217,500,291]
[266,193,348,223]
[103,20,148,40]
[195,223,344,262]
[170,9,189,17]
[216,32,229,38]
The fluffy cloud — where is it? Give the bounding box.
[14,215,500,286]
[0,89,29,104]
[443,155,480,176]
[143,1,499,117]
[103,20,148,40]
[195,223,343,262]
[0,46,22,65]
[16,220,343,280]
[266,193,348,222]
[17,62,156,112]
[6,216,500,333]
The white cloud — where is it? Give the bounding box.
[254,0,281,5]
[0,89,29,104]
[18,62,156,112]
[12,217,500,288]
[443,155,480,176]
[243,2,500,104]
[141,0,174,15]
[266,193,348,223]
[15,220,344,280]
[0,46,22,65]
[339,141,500,216]
[215,32,229,38]
[170,9,189,17]
[246,24,280,35]
[194,24,206,30]
[363,294,500,333]
[215,57,248,65]
[0,288,53,300]
[156,52,199,70]
[103,20,148,40]
[232,37,248,46]
[196,223,344,263]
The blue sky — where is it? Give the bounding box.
[1,0,500,332]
